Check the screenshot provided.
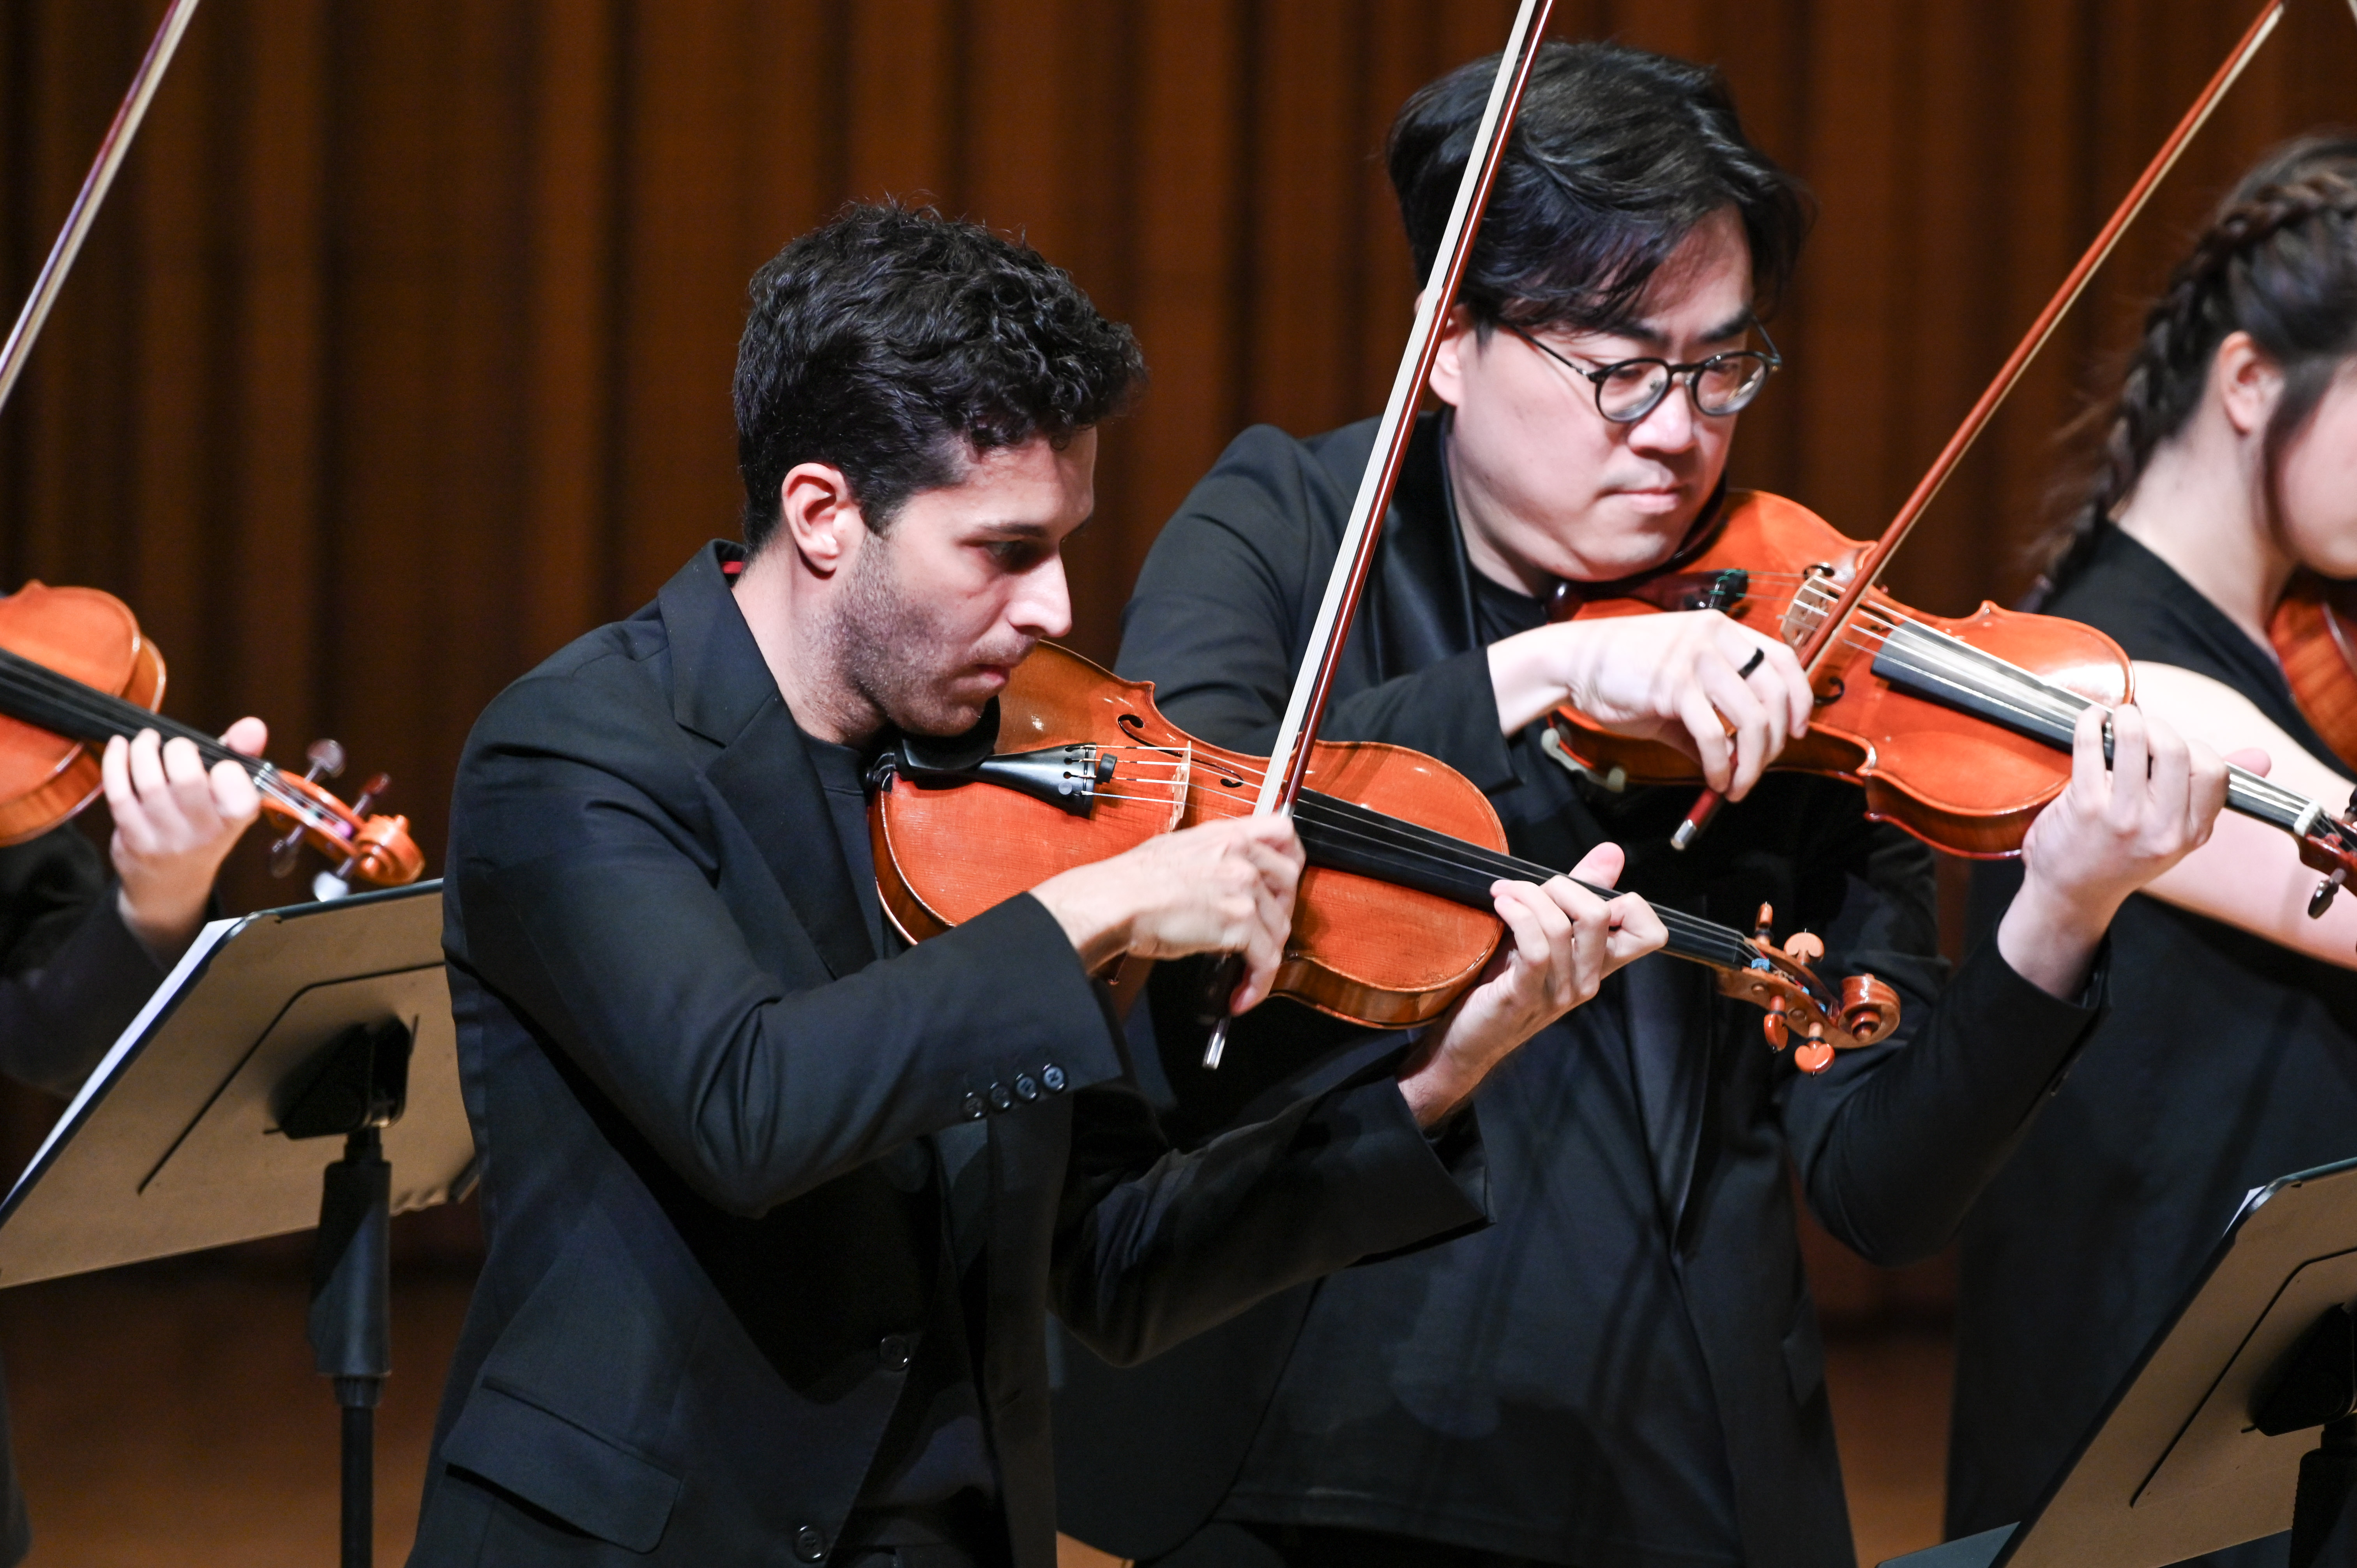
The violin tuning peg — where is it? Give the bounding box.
[268,829,304,878]
[2312,871,2347,920]
[1794,1038,1837,1075]
[1783,931,1825,965]
[1753,902,1775,945]
[350,772,391,817]
[1761,996,1788,1050]
[304,738,347,783]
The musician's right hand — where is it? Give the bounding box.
[1488,609,1813,800]
[1030,816,1304,1012]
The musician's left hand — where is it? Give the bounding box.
[106,717,267,962]
[1396,842,1664,1126]
[2000,703,2228,999]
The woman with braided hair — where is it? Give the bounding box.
[1948,136,2357,1564]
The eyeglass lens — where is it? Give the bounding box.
[1595,355,1773,421]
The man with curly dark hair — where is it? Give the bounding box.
[405,203,1663,1568]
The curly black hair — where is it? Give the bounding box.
[734,203,1145,547]
[1389,40,1811,335]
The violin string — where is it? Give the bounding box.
[1071,770,1759,962]
[0,650,348,835]
[1072,775,1758,967]
[1851,614,2348,839]
[1092,598,2338,841]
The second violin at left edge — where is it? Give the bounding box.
[0,580,422,894]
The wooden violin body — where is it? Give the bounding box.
[872,643,1898,1060]
[1549,491,2135,859]
[0,582,163,844]
[2271,571,2357,774]
[874,644,1502,1027]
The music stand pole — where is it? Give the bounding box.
[291,1017,413,1568]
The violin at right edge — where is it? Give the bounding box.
[1541,0,2357,927]
[2270,571,2357,773]
[1542,488,2357,911]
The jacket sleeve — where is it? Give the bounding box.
[1050,1055,1488,1368]
[0,826,167,1098]
[1780,801,2105,1266]
[1116,425,1519,788]
[447,670,1127,1220]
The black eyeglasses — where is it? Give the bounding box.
[1506,320,1782,423]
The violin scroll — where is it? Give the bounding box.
[1722,904,1899,1076]
[2291,788,2357,928]
[265,766,421,894]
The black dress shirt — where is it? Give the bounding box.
[806,736,999,1538]
[1053,413,2108,1568]
[1949,528,2357,1568]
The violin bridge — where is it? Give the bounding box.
[1160,745,1191,833]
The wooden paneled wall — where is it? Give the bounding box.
[2,0,2354,909]
[3,2,2357,1283]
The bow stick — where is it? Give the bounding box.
[0,0,205,417]
[1203,0,1557,1067]
[1671,0,2286,850]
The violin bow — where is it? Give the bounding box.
[0,0,205,418]
[1671,0,2286,849]
[1201,0,1557,1067]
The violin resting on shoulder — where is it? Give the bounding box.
[1542,489,2357,929]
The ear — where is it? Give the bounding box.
[1427,302,1480,409]
[776,462,867,576]
[2212,330,2282,438]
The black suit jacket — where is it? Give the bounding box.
[0,823,171,1566]
[407,543,1489,1568]
[1053,415,2106,1568]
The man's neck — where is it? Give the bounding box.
[730,542,884,745]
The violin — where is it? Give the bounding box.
[877,0,1902,1073]
[0,6,414,890]
[0,580,422,890]
[2270,573,2357,774]
[1543,492,2357,897]
[1537,4,2357,908]
[871,643,1898,1071]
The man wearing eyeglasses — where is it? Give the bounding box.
[1052,38,2229,1568]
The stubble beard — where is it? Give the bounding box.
[825,530,1024,737]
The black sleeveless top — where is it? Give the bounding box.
[1947,528,2357,1564]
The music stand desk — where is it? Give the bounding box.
[1884,1156,2357,1568]
[0,879,470,1568]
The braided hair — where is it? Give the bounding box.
[2037,135,2357,596]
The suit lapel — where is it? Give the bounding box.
[1369,411,1481,674]
[660,542,877,979]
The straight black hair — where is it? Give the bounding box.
[1387,39,1811,334]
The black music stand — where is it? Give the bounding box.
[0,880,473,1568]
[1882,1155,2357,1568]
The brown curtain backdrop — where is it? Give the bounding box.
[1,0,2354,1282]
